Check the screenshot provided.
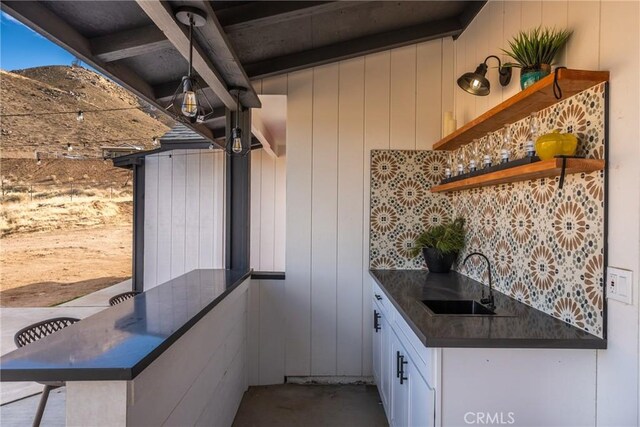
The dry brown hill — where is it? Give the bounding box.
[1,65,172,159]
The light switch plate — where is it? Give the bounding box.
[606,267,633,304]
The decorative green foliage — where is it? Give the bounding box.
[502,27,573,69]
[410,217,466,257]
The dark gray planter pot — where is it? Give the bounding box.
[422,248,458,273]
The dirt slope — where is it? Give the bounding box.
[1,65,171,159]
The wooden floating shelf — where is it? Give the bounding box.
[433,69,610,151]
[430,158,604,193]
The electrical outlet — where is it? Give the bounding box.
[606,267,633,305]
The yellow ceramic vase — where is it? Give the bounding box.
[535,131,578,160]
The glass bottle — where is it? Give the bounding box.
[526,112,539,157]
[501,124,511,164]
[483,134,493,168]
[469,139,479,172]
[444,151,453,179]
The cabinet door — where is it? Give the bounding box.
[407,360,435,427]
[390,332,408,427]
[380,314,391,412]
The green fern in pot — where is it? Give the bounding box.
[410,217,465,273]
[502,26,573,89]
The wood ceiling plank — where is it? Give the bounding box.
[91,25,172,62]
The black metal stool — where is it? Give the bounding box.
[14,317,80,427]
[108,291,139,306]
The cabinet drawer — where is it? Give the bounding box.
[372,280,393,322]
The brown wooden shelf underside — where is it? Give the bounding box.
[434,69,610,151]
[430,158,605,193]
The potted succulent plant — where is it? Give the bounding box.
[502,26,573,89]
[410,217,465,273]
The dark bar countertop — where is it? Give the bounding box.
[1,269,251,382]
[370,269,607,349]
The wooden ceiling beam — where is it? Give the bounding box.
[91,25,172,62]
[244,17,463,79]
[217,1,364,33]
[135,0,260,109]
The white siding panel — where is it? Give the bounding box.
[502,0,522,101]
[361,50,392,377]
[259,279,286,384]
[566,1,601,70]
[390,45,417,149]
[184,151,200,273]
[285,69,314,376]
[247,280,260,385]
[156,153,173,285]
[259,154,276,271]
[441,37,455,135]
[416,39,442,150]
[541,1,568,67]
[454,30,468,126]
[273,155,286,271]
[337,57,365,376]
[597,1,640,425]
[310,63,339,376]
[520,1,542,30]
[144,155,159,289]
[486,0,504,108]
[212,152,225,268]
[198,152,215,268]
[170,150,186,278]
[250,150,262,269]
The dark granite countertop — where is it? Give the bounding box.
[370,269,607,349]
[0,269,251,382]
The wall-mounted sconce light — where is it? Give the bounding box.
[457,55,512,96]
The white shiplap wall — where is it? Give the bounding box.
[454,2,640,425]
[251,38,454,378]
[143,150,225,290]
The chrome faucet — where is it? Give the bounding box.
[463,252,495,311]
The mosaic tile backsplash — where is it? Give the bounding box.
[369,83,606,337]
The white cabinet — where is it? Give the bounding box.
[372,295,391,413]
[407,359,435,427]
[390,332,409,427]
[372,278,598,427]
[373,288,435,427]
[389,326,435,427]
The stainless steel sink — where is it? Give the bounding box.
[422,299,496,316]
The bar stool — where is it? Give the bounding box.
[14,317,80,427]
[108,291,139,306]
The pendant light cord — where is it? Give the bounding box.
[188,16,194,78]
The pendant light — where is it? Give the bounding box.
[225,87,250,156]
[167,7,215,124]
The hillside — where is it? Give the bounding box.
[0,65,171,159]
[0,65,170,306]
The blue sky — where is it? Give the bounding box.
[1,11,76,71]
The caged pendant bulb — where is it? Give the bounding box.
[181,90,198,118]
[231,127,243,154]
[232,136,242,154]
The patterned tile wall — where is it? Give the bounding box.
[369,83,606,336]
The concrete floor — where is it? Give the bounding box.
[0,387,65,427]
[232,384,388,427]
